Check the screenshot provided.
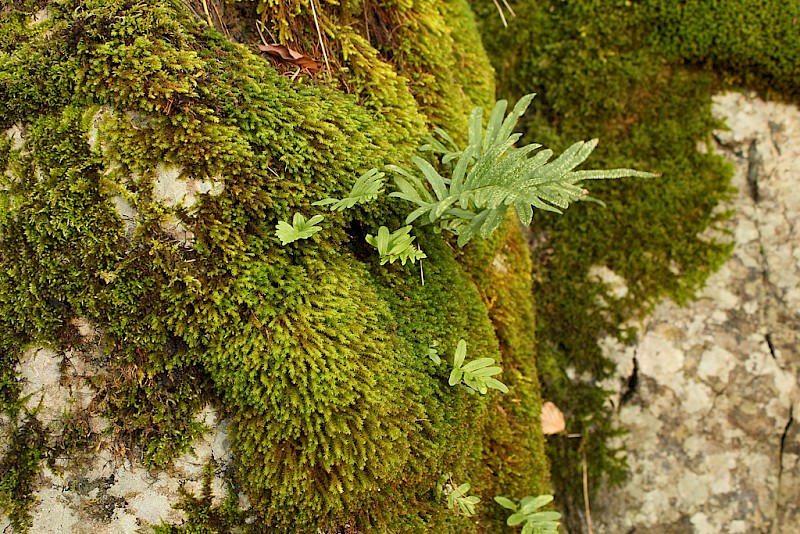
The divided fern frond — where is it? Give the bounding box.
[275,213,324,245]
[494,494,561,534]
[313,168,386,211]
[448,339,509,394]
[387,94,658,246]
[444,480,481,517]
[365,226,427,265]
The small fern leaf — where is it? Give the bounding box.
[406,204,435,225]
[478,206,508,239]
[453,339,468,369]
[494,496,519,511]
[275,213,324,245]
[449,144,477,198]
[461,358,495,373]
[468,106,483,149]
[366,226,426,265]
[570,168,659,180]
[313,168,386,211]
[457,210,490,247]
[410,156,449,201]
[449,367,464,386]
[483,99,508,152]
[484,377,509,393]
[514,200,534,226]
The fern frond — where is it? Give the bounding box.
[365,226,427,265]
[445,480,481,517]
[448,339,508,394]
[387,94,658,246]
[275,213,324,245]
[497,494,561,534]
[313,168,386,211]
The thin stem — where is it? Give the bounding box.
[200,0,213,27]
[501,0,516,18]
[582,445,594,534]
[492,0,508,28]
[309,0,331,76]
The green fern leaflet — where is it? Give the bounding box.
[494,494,561,534]
[448,339,509,394]
[275,213,324,245]
[365,226,427,265]
[445,481,481,517]
[313,168,386,211]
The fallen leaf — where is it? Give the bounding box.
[258,43,322,73]
[541,401,566,435]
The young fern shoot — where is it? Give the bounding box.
[448,339,509,394]
[494,494,562,534]
[365,226,426,265]
[444,479,481,517]
[313,168,386,211]
[389,93,657,246]
[275,213,324,245]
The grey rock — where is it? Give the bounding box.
[594,92,800,534]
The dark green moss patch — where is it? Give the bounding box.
[0,412,46,533]
[90,347,212,468]
[642,0,800,102]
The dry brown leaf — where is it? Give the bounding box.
[257,43,322,73]
[541,401,566,435]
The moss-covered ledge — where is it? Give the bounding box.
[0,0,549,531]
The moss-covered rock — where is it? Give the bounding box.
[0,0,548,530]
[472,0,797,528]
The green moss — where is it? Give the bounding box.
[364,231,512,532]
[1,0,548,530]
[0,105,124,347]
[90,349,212,468]
[0,413,46,533]
[457,218,551,524]
[0,348,20,417]
[248,0,494,136]
[473,0,746,526]
[641,0,800,101]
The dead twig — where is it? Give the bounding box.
[492,0,508,27]
[492,0,516,28]
[208,0,229,37]
[582,444,594,534]
[200,0,213,27]
[309,0,331,76]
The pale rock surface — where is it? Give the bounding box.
[4,124,26,151]
[1,319,236,532]
[593,92,800,533]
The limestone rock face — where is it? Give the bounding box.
[1,322,236,532]
[593,93,800,533]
